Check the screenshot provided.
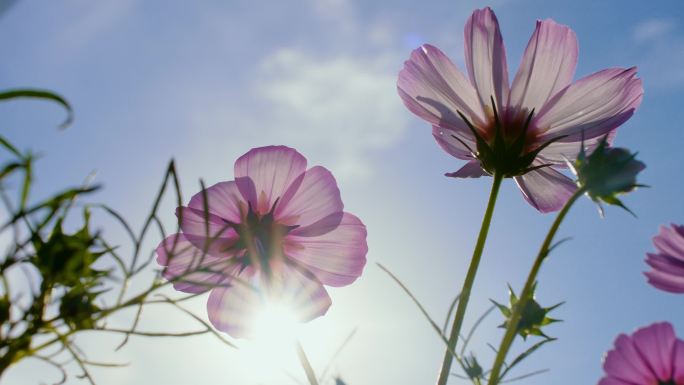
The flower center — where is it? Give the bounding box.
[234,198,296,275]
[456,98,563,178]
[659,380,677,385]
[483,107,536,147]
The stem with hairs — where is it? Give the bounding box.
[437,172,504,385]
[487,187,585,385]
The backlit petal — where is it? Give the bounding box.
[514,166,577,213]
[445,160,487,178]
[398,44,485,132]
[509,19,578,113]
[464,7,509,112]
[156,234,232,294]
[234,146,307,215]
[207,266,331,338]
[285,213,367,287]
[533,68,642,162]
[275,166,343,231]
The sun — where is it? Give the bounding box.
[237,301,307,382]
[252,302,302,342]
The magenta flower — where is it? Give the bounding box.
[645,224,684,293]
[397,7,643,212]
[599,322,684,385]
[156,146,368,338]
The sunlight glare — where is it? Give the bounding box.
[252,302,302,342]
[238,301,306,382]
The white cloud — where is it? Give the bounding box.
[253,48,409,180]
[633,18,676,43]
[629,18,684,89]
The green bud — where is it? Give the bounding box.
[492,285,563,340]
[570,136,645,215]
[32,210,106,287]
[59,286,101,330]
[463,355,484,380]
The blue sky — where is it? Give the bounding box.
[1,0,684,384]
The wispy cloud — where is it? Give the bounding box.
[167,0,411,182]
[253,48,407,180]
[633,18,676,43]
[631,18,684,89]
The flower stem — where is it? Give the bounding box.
[486,187,585,385]
[437,173,504,385]
[296,340,319,385]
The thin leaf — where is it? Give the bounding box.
[377,263,466,369]
[442,294,461,335]
[499,338,557,381]
[0,88,73,128]
[0,135,21,156]
[499,369,550,383]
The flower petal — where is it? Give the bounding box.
[177,206,240,257]
[397,44,485,131]
[285,212,367,287]
[597,378,632,385]
[645,269,684,293]
[603,333,657,385]
[464,7,509,112]
[533,68,643,162]
[632,322,676,382]
[188,181,244,224]
[509,19,578,113]
[445,160,487,178]
[207,265,331,338]
[673,340,684,384]
[206,269,260,338]
[654,225,684,262]
[645,225,684,293]
[234,146,307,215]
[432,126,476,160]
[275,166,343,231]
[156,234,232,294]
[514,166,577,213]
[177,181,245,255]
[646,253,684,277]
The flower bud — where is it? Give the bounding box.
[570,137,645,214]
[492,285,562,340]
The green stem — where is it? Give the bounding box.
[437,173,504,385]
[296,340,319,385]
[486,188,585,385]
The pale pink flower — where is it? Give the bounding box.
[645,224,684,293]
[599,322,684,385]
[397,7,643,212]
[156,146,367,337]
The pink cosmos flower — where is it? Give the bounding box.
[645,224,684,293]
[397,7,643,212]
[156,146,367,338]
[599,322,684,385]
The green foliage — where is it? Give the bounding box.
[0,296,9,325]
[59,283,103,330]
[0,88,73,128]
[570,136,646,216]
[0,88,235,385]
[491,285,563,340]
[463,355,484,381]
[32,213,107,288]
